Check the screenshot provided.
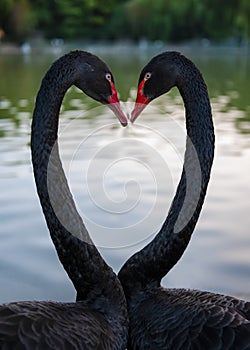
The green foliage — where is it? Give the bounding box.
[0,0,14,24]
[236,0,250,38]
[118,0,249,41]
[1,0,250,42]
[0,0,34,41]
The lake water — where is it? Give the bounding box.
[0,43,249,303]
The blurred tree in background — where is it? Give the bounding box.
[0,0,249,42]
[0,0,34,41]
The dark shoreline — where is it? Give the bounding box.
[0,38,249,58]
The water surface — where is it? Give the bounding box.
[0,45,249,303]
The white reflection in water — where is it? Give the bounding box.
[57,103,189,248]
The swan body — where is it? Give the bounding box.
[0,301,124,349]
[0,51,128,349]
[126,288,250,349]
[118,51,250,349]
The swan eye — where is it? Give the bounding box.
[144,72,152,80]
[105,73,112,82]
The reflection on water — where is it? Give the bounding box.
[0,48,249,303]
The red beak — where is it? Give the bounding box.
[108,81,128,127]
[131,79,150,123]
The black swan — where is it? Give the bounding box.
[0,51,128,349]
[118,51,250,349]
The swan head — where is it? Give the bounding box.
[131,51,180,123]
[73,51,128,127]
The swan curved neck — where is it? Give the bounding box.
[31,54,122,307]
[119,60,215,295]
